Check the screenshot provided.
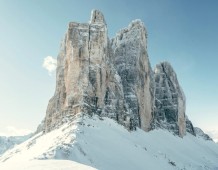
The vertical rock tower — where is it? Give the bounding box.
[112,20,154,131]
[152,62,186,137]
[45,10,109,131]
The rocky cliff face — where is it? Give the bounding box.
[152,62,186,137]
[45,10,110,131]
[186,117,196,136]
[112,20,154,131]
[44,10,154,132]
[0,135,31,155]
[43,10,211,140]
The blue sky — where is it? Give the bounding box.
[0,0,217,139]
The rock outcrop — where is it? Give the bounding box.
[185,117,196,136]
[44,10,154,132]
[43,9,212,140]
[194,127,213,141]
[152,62,186,137]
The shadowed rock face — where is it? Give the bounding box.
[43,10,212,140]
[45,10,109,131]
[112,20,154,131]
[152,62,186,137]
[186,117,196,136]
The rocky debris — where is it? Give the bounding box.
[194,127,213,141]
[152,62,186,137]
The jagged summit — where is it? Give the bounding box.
[116,19,147,34]
[43,10,211,141]
[129,19,145,28]
[111,18,153,131]
[154,62,185,103]
[113,19,147,50]
[45,9,108,132]
[90,9,106,24]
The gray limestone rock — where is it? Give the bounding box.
[45,10,109,132]
[152,62,186,137]
[186,117,196,136]
[111,20,154,131]
[90,9,106,24]
[43,9,209,141]
[44,11,154,132]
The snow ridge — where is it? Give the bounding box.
[0,116,218,170]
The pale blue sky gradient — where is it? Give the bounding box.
[0,0,217,136]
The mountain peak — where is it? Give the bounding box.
[43,10,210,141]
[90,9,106,24]
[1,9,217,170]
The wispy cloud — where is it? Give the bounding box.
[0,126,32,137]
[42,56,57,76]
[206,130,218,142]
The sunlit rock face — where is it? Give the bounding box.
[152,62,186,137]
[45,10,109,132]
[43,10,208,140]
[44,10,154,132]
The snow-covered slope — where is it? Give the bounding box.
[0,115,217,170]
[0,160,96,170]
[0,135,31,155]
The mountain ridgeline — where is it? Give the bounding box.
[43,10,211,139]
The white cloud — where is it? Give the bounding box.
[42,56,57,76]
[205,130,218,142]
[0,126,32,137]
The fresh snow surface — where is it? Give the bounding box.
[0,115,218,170]
[0,160,96,170]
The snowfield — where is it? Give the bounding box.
[0,115,218,170]
[0,160,96,170]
